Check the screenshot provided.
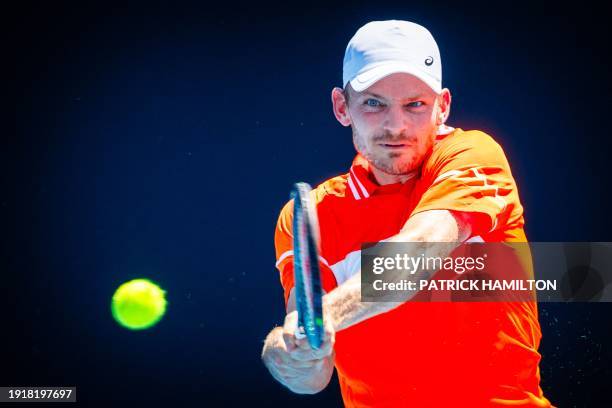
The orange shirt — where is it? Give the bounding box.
[274,128,553,407]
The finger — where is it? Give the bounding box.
[289,345,332,362]
[318,337,334,356]
[282,331,295,350]
[276,359,318,377]
[276,350,320,368]
[289,358,319,369]
[267,355,319,382]
[282,312,299,349]
[306,334,334,357]
[295,334,311,350]
[313,358,327,372]
[291,328,335,360]
[268,364,302,383]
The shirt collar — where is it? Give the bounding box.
[348,155,377,199]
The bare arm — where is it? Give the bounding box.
[325,209,474,331]
[262,209,474,393]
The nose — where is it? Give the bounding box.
[382,105,409,136]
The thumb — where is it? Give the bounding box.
[282,311,299,349]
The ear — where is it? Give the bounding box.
[331,87,352,127]
[436,88,452,125]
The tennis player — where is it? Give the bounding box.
[262,20,553,407]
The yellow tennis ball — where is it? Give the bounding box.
[111,279,167,330]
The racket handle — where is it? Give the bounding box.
[295,326,306,339]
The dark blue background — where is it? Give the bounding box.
[7,1,611,406]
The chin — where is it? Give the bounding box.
[383,155,421,174]
[374,159,417,175]
[390,165,417,175]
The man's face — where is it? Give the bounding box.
[344,73,447,175]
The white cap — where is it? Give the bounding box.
[343,20,442,94]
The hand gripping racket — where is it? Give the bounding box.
[291,182,324,350]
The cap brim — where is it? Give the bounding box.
[349,63,441,94]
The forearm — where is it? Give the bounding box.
[324,271,385,332]
[324,210,471,331]
[324,240,458,331]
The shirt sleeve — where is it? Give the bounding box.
[411,130,524,236]
[274,199,338,305]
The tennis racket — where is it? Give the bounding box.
[291,182,324,350]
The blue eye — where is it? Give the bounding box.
[406,101,424,107]
[365,99,382,107]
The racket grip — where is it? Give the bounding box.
[295,326,306,339]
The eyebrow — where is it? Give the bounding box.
[361,91,385,99]
[360,91,424,101]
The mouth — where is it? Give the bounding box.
[379,143,410,150]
